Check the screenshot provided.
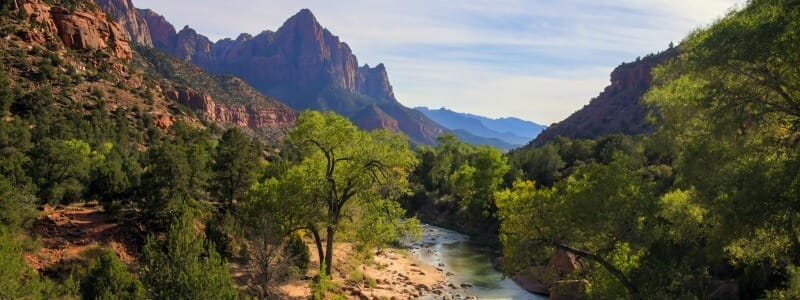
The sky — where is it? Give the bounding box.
[132,0,744,124]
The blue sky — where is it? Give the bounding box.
[132,0,743,124]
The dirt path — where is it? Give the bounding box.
[25,203,139,272]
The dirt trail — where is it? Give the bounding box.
[25,203,139,272]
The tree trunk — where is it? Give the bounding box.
[787,216,800,265]
[554,243,640,300]
[324,226,336,276]
[309,225,325,274]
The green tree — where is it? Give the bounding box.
[285,110,417,275]
[28,138,93,204]
[80,250,145,300]
[0,174,36,228]
[0,227,52,299]
[212,128,260,211]
[645,0,800,294]
[140,211,237,300]
[140,142,193,225]
[497,156,661,299]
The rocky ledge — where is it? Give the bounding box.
[165,88,295,130]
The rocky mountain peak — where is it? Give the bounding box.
[136,8,176,51]
[95,4,445,144]
[358,63,395,101]
[94,0,152,46]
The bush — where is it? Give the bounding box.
[285,233,310,273]
[80,250,145,300]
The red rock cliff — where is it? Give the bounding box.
[19,0,131,60]
[165,89,295,130]
[93,0,152,46]
[530,48,678,146]
[97,4,445,144]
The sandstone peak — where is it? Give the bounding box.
[94,0,152,46]
[530,48,678,146]
[99,3,446,144]
[280,8,324,34]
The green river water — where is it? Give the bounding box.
[411,225,548,300]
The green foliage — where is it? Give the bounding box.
[640,0,800,296]
[80,250,146,300]
[410,133,510,226]
[0,227,53,299]
[0,174,36,228]
[764,266,800,300]
[140,211,237,300]
[311,263,340,300]
[212,128,260,210]
[285,233,310,272]
[140,124,214,229]
[0,64,14,114]
[285,110,418,274]
[29,138,93,204]
[496,153,711,298]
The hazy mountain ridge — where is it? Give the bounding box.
[416,107,545,148]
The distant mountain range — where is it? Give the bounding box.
[415,107,546,150]
[97,0,445,144]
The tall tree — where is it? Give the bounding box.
[645,0,800,276]
[285,110,416,275]
[213,128,260,210]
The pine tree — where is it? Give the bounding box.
[212,128,260,211]
[140,211,238,300]
[80,250,145,300]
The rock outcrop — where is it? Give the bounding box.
[165,88,295,131]
[530,48,678,146]
[136,9,176,51]
[93,0,152,46]
[511,249,585,298]
[351,104,401,133]
[20,0,131,60]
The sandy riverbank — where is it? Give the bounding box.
[277,242,461,299]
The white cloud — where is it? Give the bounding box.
[131,0,744,123]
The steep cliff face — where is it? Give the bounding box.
[136,8,175,51]
[19,0,131,60]
[132,45,296,141]
[351,104,401,133]
[358,63,395,101]
[530,49,678,146]
[97,3,444,144]
[93,0,152,46]
[165,89,295,130]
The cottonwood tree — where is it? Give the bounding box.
[497,156,663,299]
[645,0,800,295]
[284,110,416,276]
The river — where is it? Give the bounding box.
[409,224,548,300]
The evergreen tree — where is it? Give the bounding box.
[0,227,51,299]
[140,210,238,300]
[80,250,145,300]
[212,128,260,210]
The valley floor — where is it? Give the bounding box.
[24,203,475,299]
